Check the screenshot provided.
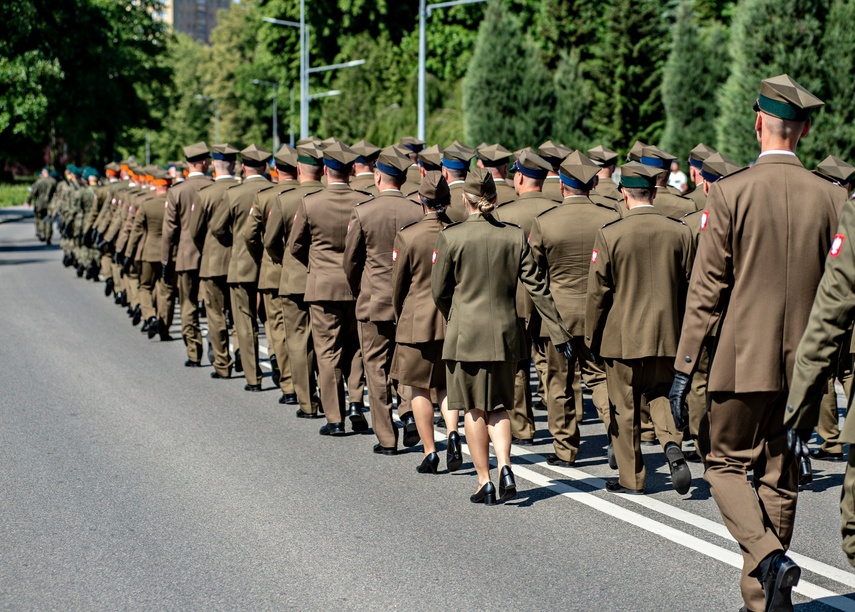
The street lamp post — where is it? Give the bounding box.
[251,80,279,152]
[417,0,488,141]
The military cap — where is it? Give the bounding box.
[183,141,210,162]
[477,143,512,167]
[688,143,717,169]
[442,141,475,171]
[587,145,619,167]
[173,161,188,171]
[814,155,855,186]
[513,147,535,161]
[559,151,601,190]
[375,146,411,179]
[105,162,121,176]
[212,143,240,161]
[538,140,571,171]
[322,141,359,171]
[619,162,661,189]
[82,166,99,180]
[296,142,324,166]
[753,74,824,122]
[297,137,322,146]
[513,150,553,180]
[399,136,426,153]
[273,144,298,170]
[240,144,272,167]
[418,144,444,170]
[319,137,340,149]
[419,170,450,202]
[640,145,676,170]
[463,167,496,199]
[700,153,743,183]
[351,140,381,163]
[151,168,172,184]
[71,165,83,177]
[627,140,647,162]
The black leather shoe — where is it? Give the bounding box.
[114,291,123,305]
[446,431,463,472]
[132,306,142,327]
[665,442,692,495]
[234,349,243,373]
[762,553,800,612]
[147,317,158,339]
[120,292,128,307]
[104,278,114,297]
[809,448,845,462]
[373,443,398,456]
[417,452,440,473]
[185,359,202,368]
[76,263,85,277]
[347,403,369,432]
[281,393,298,405]
[210,370,231,379]
[207,342,215,366]
[319,422,345,436]
[270,355,281,388]
[533,399,547,412]
[157,321,171,341]
[296,408,322,419]
[85,264,98,280]
[684,450,703,463]
[498,465,517,502]
[512,437,535,447]
[141,318,150,333]
[401,414,420,447]
[546,454,575,468]
[605,481,644,495]
[607,442,617,470]
[244,383,261,392]
[127,304,134,316]
[470,481,497,505]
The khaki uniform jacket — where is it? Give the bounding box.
[127,194,167,263]
[653,187,697,219]
[104,187,142,242]
[349,173,376,193]
[594,179,621,201]
[685,184,706,209]
[343,190,424,322]
[406,165,421,188]
[93,181,126,234]
[675,154,845,392]
[431,213,571,362]
[116,190,150,254]
[210,175,273,284]
[246,184,294,291]
[494,191,560,321]
[289,182,370,302]
[529,195,621,337]
[265,181,323,296]
[586,207,694,359]
[392,212,449,343]
[161,173,213,270]
[493,179,517,206]
[542,176,563,201]
[190,177,239,279]
[446,182,468,223]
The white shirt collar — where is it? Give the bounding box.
[449,180,465,186]
[759,150,797,158]
[187,171,205,177]
[380,189,402,194]
[215,175,234,181]
[244,174,266,180]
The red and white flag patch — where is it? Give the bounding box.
[700,210,709,231]
[591,249,599,263]
[432,250,438,265]
[831,234,846,257]
[392,249,398,262]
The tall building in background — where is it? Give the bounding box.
[159,0,233,44]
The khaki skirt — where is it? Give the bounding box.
[446,360,515,413]
[391,341,446,389]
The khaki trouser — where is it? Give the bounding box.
[126,266,140,309]
[282,294,319,414]
[533,338,548,403]
[139,262,160,320]
[358,320,399,448]
[101,255,113,283]
[309,301,363,424]
[262,289,294,394]
[177,270,202,363]
[841,447,855,569]
[203,276,234,376]
[510,319,536,441]
[687,338,713,460]
[157,274,176,329]
[604,357,682,491]
[706,391,797,612]
[231,282,261,385]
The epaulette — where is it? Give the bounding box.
[601,217,623,229]
[353,189,374,199]
[399,219,420,232]
[533,205,560,220]
[354,197,374,206]
[440,221,462,231]
[500,220,522,229]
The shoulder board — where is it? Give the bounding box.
[440,221,462,231]
[681,209,701,219]
[399,219,420,232]
[591,201,619,213]
[601,217,623,230]
[353,189,374,198]
[354,198,374,206]
[224,183,242,191]
[500,221,521,229]
[257,185,278,194]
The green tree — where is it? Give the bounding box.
[551,49,591,149]
[531,0,603,69]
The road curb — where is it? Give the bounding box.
[0,213,34,225]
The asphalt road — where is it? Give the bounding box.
[1,210,854,611]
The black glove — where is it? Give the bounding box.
[669,372,692,431]
[96,238,108,251]
[788,427,813,486]
[555,341,574,362]
[83,228,94,247]
[121,257,131,277]
[113,251,123,265]
[94,231,102,244]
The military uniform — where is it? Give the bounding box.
[441,142,475,223]
[588,145,622,202]
[684,144,717,210]
[538,141,571,201]
[28,172,57,242]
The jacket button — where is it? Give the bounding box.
[684,356,692,363]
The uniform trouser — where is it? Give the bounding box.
[35,207,52,240]
[157,274,176,328]
[282,294,319,414]
[101,255,113,283]
[261,289,294,394]
[534,340,548,403]
[230,282,262,385]
[573,360,584,421]
[687,338,713,459]
[126,266,140,309]
[203,276,234,376]
[177,270,202,363]
[841,446,855,569]
[511,319,536,441]
[139,262,160,320]
[705,391,797,612]
[358,320,399,448]
[309,301,363,424]
[817,352,853,454]
[604,357,682,491]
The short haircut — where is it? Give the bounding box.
[326,167,350,181]
[445,167,467,182]
[762,113,806,140]
[624,187,654,202]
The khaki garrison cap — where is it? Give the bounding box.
[241,144,272,166]
[688,143,717,169]
[700,153,742,183]
[418,144,443,170]
[627,140,647,162]
[640,145,676,171]
[463,167,496,198]
[514,150,553,180]
[619,161,661,189]
[399,136,426,153]
[477,143,512,167]
[442,141,475,171]
[815,155,855,186]
[105,162,121,175]
[753,74,824,122]
[588,145,619,167]
[183,141,210,162]
[375,146,411,178]
[538,140,571,171]
[351,140,381,163]
[274,144,298,169]
[559,151,601,189]
[322,141,359,170]
[151,168,172,184]
[296,142,324,166]
[420,171,450,201]
[212,143,240,161]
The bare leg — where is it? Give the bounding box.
[412,387,436,455]
[487,409,512,470]
[437,389,459,436]
[465,409,491,486]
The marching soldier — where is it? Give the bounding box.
[537,141,571,201]
[685,143,717,209]
[476,144,516,205]
[588,146,622,201]
[440,141,475,222]
[639,146,697,219]
[350,140,381,194]
[399,136,425,187]
[27,167,56,244]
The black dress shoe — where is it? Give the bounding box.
[141,318,150,333]
[417,452,440,473]
[114,291,123,305]
[446,431,463,472]
[533,399,547,411]
[512,437,535,447]
[147,317,158,339]
[373,443,398,456]
[120,292,128,307]
[104,278,114,297]
[498,465,517,502]
[270,355,281,388]
[665,442,692,495]
[607,442,617,470]
[401,414,420,447]
[319,422,345,436]
[234,349,243,373]
[132,306,142,327]
[157,321,172,341]
[605,481,644,495]
[185,359,202,368]
[244,383,262,392]
[762,553,800,612]
[127,304,134,316]
[85,264,98,280]
[281,393,298,405]
[296,408,322,419]
[684,449,703,463]
[211,370,231,379]
[809,448,845,462]
[76,263,85,277]
[470,481,497,505]
[347,403,369,432]
[546,454,575,468]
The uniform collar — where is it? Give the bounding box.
[754,153,804,168]
[327,182,352,190]
[562,195,592,205]
[625,205,660,217]
[215,175,235,181]
[187,172,205,178]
